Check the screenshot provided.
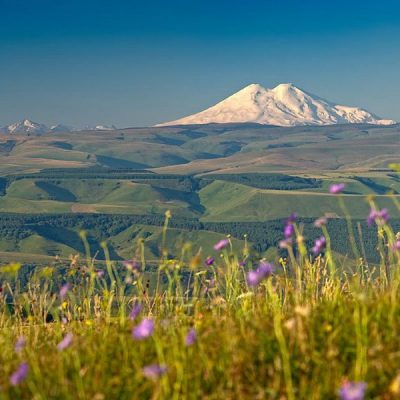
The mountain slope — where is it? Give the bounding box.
[157,83,395,127]
[0,119,49,135]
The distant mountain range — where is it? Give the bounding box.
[0,119,117,135]
[1,84,396,134]
[157,83,396,127]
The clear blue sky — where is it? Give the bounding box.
[1,0,399,127]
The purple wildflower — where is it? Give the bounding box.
[329,183,346,194]
[283,213,297,239]
[185,328,197,346]
[367,208,390,226]
[312,236,327,255]
[204,257,214,266]
[57,332,73,351]
[132,318,154,340]
[314,216,328,228]
[142,364,167,379]
[129,302,142,321]
[59,283,70,300]
[247,261,275,287]
[284,223,295,239]
[10,362,29,386]
[213,239,229,251]
[339,381,367,400]
[285,213,297,224]
[393,241,400,251]
[15,335,26,353]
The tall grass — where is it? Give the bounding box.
[0,198,399,399]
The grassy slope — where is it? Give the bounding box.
[199,180,400,221]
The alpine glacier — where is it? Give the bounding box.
[157,83,396,127]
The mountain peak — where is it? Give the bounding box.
[157,83,395,127]
[0,119,49,135]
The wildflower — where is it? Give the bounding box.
[312,236,327,255]
[204,279,216,294]
[279,238,292,249]
[142,364,167,379]
[57,332,73,351]
[285,213,297,224]
[204,257,214,266]
[10,362,29,386]
[185,328,197,346]
[329,183,346,194]
[129,302,142,321]
[123,259,140,271]
[393,241,400,251]
[247,261,275,287]
[59,283,70,300]
[132,318,154,340]
[284,223,295,239]
[367,208,390,226]
[339,381,367,400]
[314,216,328,228]
[283,213,297,239]
[96,270,105,278]
[15,335,26,353]
[214,239,229,251]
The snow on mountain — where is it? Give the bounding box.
[49,124,74,133]
[0,120,118,134]
[83,125,118,131]
[156,83,396,127]
[0,119,49,135]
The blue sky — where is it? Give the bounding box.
[1,0,399,127]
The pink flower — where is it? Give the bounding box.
[314,216,328,228]
[339,381,367,400]
[142,364,167,379]
[329,183,346,194]
[59,283,70,300]
[132,318,154,340]
[213,239,229,251]
[57,332,73,351]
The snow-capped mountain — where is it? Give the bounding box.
[0,120,118,135]
[49,124,74,133]
[157,83,396,127]
[0,119,49,135]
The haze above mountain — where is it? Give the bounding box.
[157,83,396,127]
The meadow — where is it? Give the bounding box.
[0,186,399,399]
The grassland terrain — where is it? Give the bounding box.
[0,123,399,399]
[0,123,399,262]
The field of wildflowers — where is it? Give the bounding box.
[0,184,399,399]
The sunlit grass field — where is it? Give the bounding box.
[0,189,399,399]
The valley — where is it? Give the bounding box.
[0,122,399,263]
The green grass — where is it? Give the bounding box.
[199,180,400,221]
[0,203,399,399]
